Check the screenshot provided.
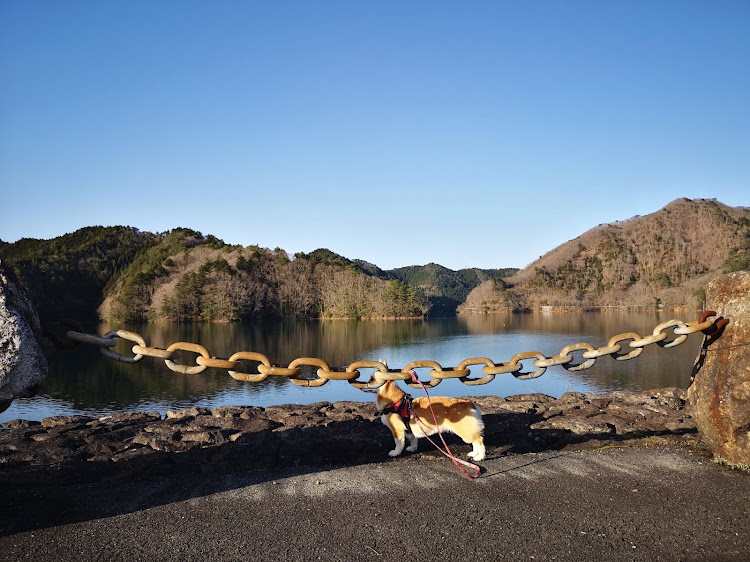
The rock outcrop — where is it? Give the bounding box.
[687,271,750,465]
[0,260,48,410]
[0,389,697,487]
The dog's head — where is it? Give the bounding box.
[375,380,405,412]
[372,359,405,411]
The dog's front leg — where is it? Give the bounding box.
[382,415,406,457]
[406,432,418,453]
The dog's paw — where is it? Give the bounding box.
[388,449,401,457]
[468,452,485,461]
[406,445,418,453]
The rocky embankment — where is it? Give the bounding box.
[0,259,47,409]
[0,388,698,488]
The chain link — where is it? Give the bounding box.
[47,314,721,390]
[99,330,146,363]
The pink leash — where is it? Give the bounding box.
[407,370,481,479]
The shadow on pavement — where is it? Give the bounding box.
[0,409,698,536]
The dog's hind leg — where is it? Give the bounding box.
[456,415,485,461]
[466,435,485,461]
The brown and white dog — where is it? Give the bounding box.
[375,378,485,461]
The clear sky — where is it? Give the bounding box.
[1,1,748,270]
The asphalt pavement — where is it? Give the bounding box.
[1,444,749,561]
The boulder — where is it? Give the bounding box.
[0,259,48,409]
[687,271,750,465]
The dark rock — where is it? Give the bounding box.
[0,419,41,430]
[112,447,149,463]
[132,429,180,451]
[211,405,264,419]
[531,417,614,435]
[180,430,225,444]
[97,411,162,424]
[687,271,750,465]
[0,260,48,403]
[41,415,96,428]
[506,393,555,403]
[559,392,588,403]
[165,407,212,420]
[0,388,700,488]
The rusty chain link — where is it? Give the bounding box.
[45,313,721,390]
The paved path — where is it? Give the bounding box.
[1,445,748,561]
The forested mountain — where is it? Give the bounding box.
[102,240,427,322]
[460,198,750,312]
[0,226,155,321]
[390,263,517,316]
[0,228,510,322]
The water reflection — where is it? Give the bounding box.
[0,312,702,422]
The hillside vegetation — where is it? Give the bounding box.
[107,243,427,323]
[460,198,750,312]
[1,228,508,322]
[0,226,155,321]
[390,263,516,316]
[4,198,745,322]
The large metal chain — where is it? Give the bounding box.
[45,313,721,390]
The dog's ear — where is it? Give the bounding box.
[379,358,388,369]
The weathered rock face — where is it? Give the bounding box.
[0,389,697,487]
[0,259,48,408]
[687,271,750,465]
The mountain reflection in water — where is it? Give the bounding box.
[0,312,702,422]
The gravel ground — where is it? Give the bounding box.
[2,444,748,562]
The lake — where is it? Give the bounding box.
[0,312,704,423]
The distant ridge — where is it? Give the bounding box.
[2,198,746,320]
[389,263,515,317]
[460,198,750,312]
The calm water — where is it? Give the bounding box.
[0,312,703,422]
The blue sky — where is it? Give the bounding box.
[1,1,748,270]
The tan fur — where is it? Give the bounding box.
[375,380,485,461]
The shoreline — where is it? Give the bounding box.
[458,305,699,314]
[1,387,700,487]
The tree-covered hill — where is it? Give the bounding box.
[390,263,518,316]
[0,226,155,321]
[2,228,511,322]
[461,198,750,312]
[290,252,519,316]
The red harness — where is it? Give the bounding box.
[384,394,413,430]
[392,395,412,419]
